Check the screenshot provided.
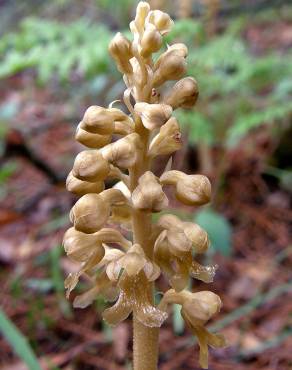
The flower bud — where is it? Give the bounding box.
[134,102,172,130]
[111,108,134,134]
[101,133,142,169]
[166,229,192,256]
[160,170,211,206]
[159,289,222,324]
[149,117,182,157]
[155,43,188,72]
[109,32,133,74]
[140,24,162,58]
[95,228,132,249]
[153,53,187,87]
[70,193,110,233]
[155,227,191,257]
[157,213,182,230]
[164,77,199,109]
[167,43,188,58]
[113,180,131,200]
[81,106,114,135]
[66,171,104,195]
[158,214,210,254]
[63,227,104,262]
[134,1,150,33]
[99,188,128,206]
[109,107,131,122]
[72,150,110,182]
[183,222,210,253]
[154,230,189,291]
[132,171,168,212]
[146,10,174,35]
[75,123,111,148]
[109,204,132,230]
[183,291,222,324]
[113,118,134,135]
[175,175,212,206]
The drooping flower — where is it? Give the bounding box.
[132,171,168,212]
[159,289,226,369]
[163,77,199,109]
[98,244,166,327]
[148,117,182,157]
[146,10,174,35]
[160,170,211,206]
[63,226,131,298]
[134,102,172,130]
[154,214,216,291]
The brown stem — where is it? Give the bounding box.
[133,315,159,370]
[129,82,159,369]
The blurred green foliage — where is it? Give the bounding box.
[0,18,114,83]
[0,10,291,148]
[170,18,292,147]
[0,309,42,370]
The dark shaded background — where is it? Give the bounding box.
[0,1,291,369]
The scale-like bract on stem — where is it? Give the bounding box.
[63,2,226,369]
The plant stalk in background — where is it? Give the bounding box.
[63,2,226,369]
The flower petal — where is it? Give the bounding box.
[102,289,132,326]
[134,275,168,327]
[183,316,226,369]
[73,286,99,309]
[106,261,122,281]
[143,261,160,281]
[190,261,218,283]
[170,259,189,292]
[73,271,118,308]
[64,272,81,299]
[119,253,146,276]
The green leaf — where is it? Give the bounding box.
[0,309,42,370]
[194,208,232,257]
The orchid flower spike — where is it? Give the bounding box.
[64,2,225,369]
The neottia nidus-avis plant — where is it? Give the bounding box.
[63,2,226,369]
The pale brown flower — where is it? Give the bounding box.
[159,289,226,369]
[160,170,211,206]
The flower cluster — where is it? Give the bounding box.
[64,2,225,368]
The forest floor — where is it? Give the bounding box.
[0,10,291,370]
